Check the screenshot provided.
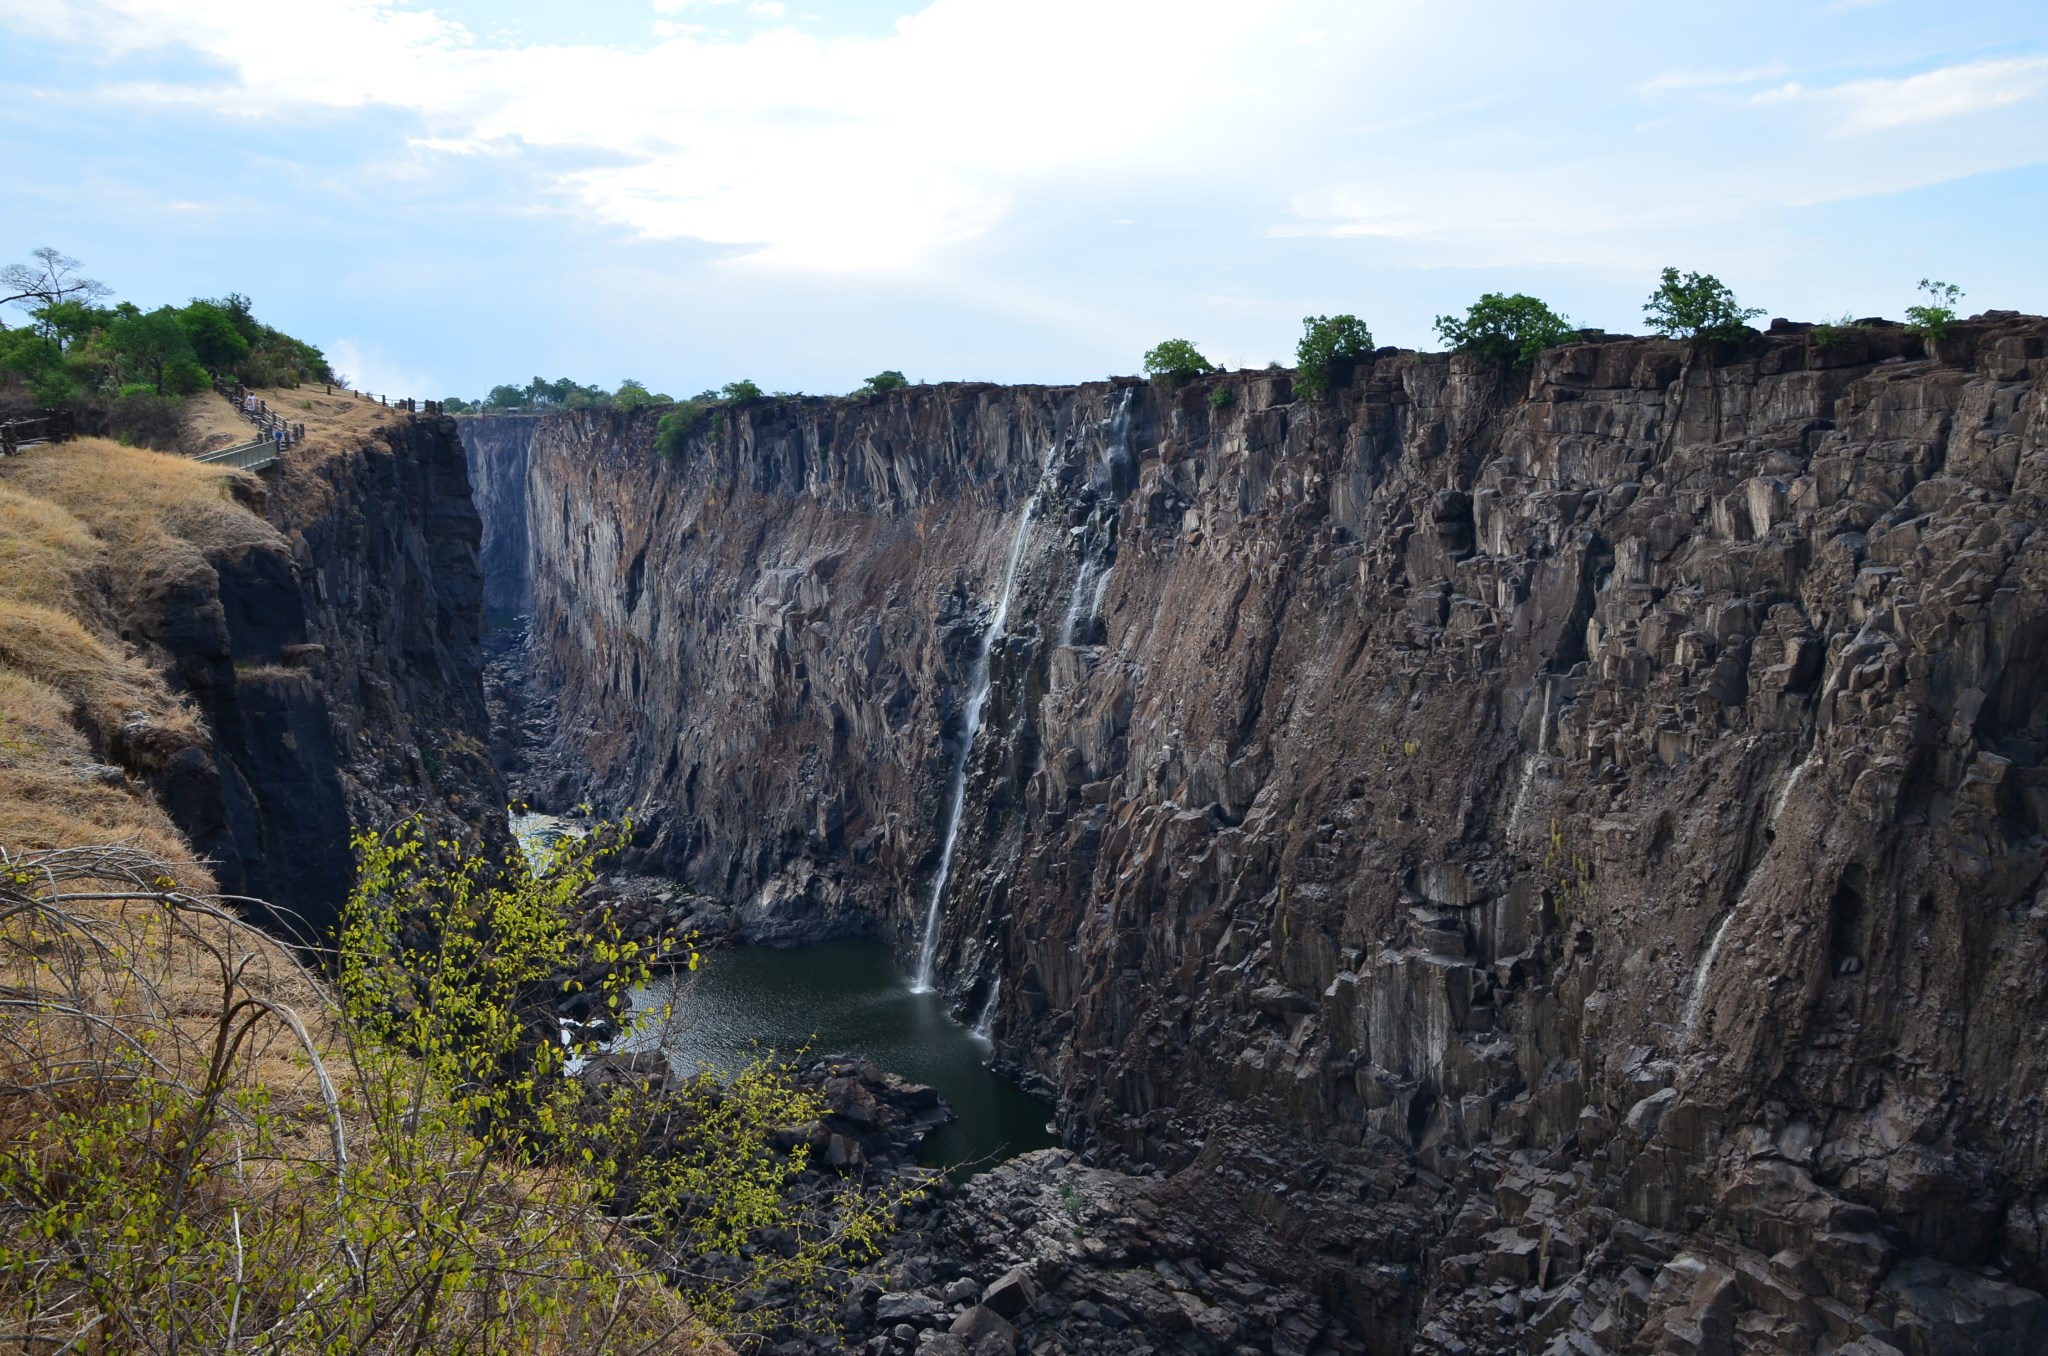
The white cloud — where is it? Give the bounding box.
[1817,56,2048,133]
[0,0,1342,272]
[5,0,2046,295]
[1643,65,1789,93]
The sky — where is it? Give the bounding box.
[4,0,2047,399]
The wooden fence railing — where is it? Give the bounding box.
[0,410,77,457]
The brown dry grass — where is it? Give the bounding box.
[5,435,277,559]
[0,440,237,862]
[181,388,255,451]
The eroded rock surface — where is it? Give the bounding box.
[464,315,2048,1351]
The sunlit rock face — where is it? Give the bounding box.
[463,316,2048,1351]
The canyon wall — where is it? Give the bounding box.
[461,414,535,617]
[464,316,2048,1351]
[110,414,500,936]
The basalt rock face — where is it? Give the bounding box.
[89,414,500,940]
[465,315,2048,1352]
[460,414,536,617]
[266,415,505,861]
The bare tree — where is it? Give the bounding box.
[0,246,111,327]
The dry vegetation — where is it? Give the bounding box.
[0,439,231,861]
[0,843,720,1354]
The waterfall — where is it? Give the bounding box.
[912,476,1046,993]
[1054,388,1134,649]
[1057,556,1098,648]
[1681,904,1741,1042]
[972,974,1001,1041]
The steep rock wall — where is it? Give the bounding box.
[267,415,505,852]
[461,414,535,617]
[465,317,2048,1350]
[111,414,503,937]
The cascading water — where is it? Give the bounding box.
[912,474,1047,993]
[972,974,1001,1042]
[1055,388,1134,648]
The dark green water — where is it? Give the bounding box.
[626,940,1057,1173]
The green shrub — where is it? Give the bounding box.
[1433,292,1576,365]
[1905,279,1964,344]
[1142,339,1214,384]
[1810,312,1858,352]
[176,300,251,375]
[1207,385,1234,410]
[1642,267,1763,345]
[655,400,716,458]
[0,838,703,1353]
[859,370,908,394]
[1294,314,1374,397]
[720,378,764,403]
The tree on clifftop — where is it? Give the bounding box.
[1293,314,1374,397]
[1435,293,1576,366]
[1643,268,1763,346]
[0,247,109,329]
[1142,339,1215,384]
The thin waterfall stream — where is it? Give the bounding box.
[912,470,1049,993]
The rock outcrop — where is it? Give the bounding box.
[464,314,2048,1351]
[267,414,503,849]
[110,413,501,937]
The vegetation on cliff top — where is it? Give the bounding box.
[0,249,332,416]
[1641,267,1765,345]
[1434,292,1577,367]
[1142,339,1215,384]
[1292,314,1375,397]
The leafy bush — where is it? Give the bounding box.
[1905,279,1964,344]
[1294,314,1374,397]
[611,378,673,411]
[0,840,693,1353]
[655,400,717,458]
[1642,267,1763,345]
[859,370,908,394]
[0,822,907,1352]
[1810,312,1858,352]
[1142,339,1214,384]
[1433,292,1576,365]
[1207,385,1234,410]
[720,378,764,404]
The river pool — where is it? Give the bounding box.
[624,939,1056,1173]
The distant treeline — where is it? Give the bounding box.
[444,370,911,415]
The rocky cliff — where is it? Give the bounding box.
[109,413,499,937]
[461,414,535,618]
[266,414,504,849]
[463,315,2048,1353]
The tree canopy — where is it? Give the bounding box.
[1293,314,1374,397]
[1142,339,1215,384]
[0,248,333,409]
[1434,293,1577,366]
[1642,268,1763,345]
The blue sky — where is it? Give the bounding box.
[5,0,2046,399]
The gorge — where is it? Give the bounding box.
[456,315,2048,1353]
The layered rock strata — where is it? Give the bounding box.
[464,315,2048,1352]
